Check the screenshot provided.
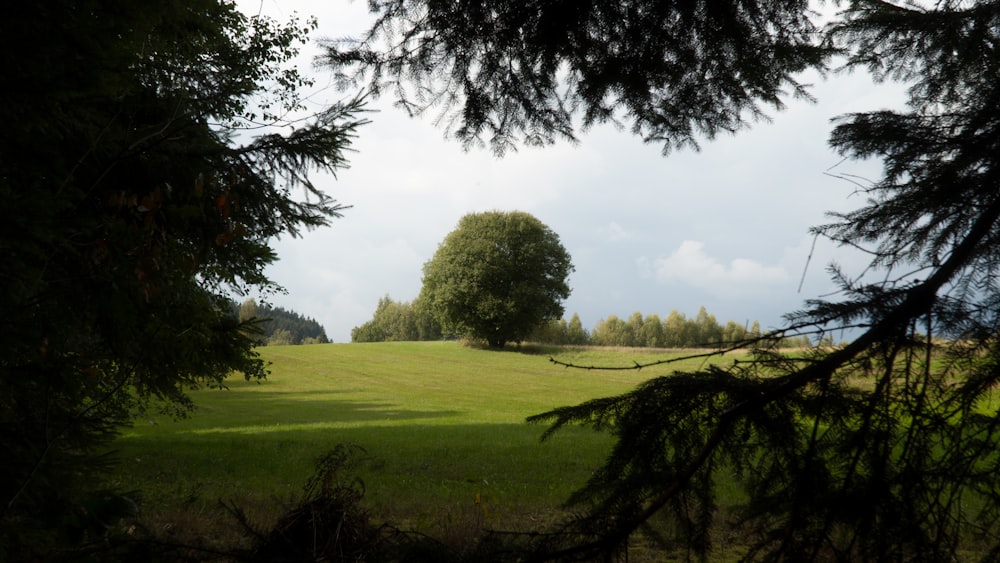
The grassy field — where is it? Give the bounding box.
[105,342,734,548]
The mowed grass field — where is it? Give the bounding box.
[105,341,736,545]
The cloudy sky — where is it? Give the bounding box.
[241,0,907,342]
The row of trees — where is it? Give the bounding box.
[534,309,813,348]
[238,299,330,345]
[599,308,759,348]
[354,299,815,349]
[355,210,815,350]
[350,295,442,342]
[585,310,763,348]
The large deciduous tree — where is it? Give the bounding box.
[0,1,365,555]
[329,0,1000,560]
[420,211,573,348]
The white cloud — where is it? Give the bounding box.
[648,240,789,299]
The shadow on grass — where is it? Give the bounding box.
[187,391,463,427]
[461,340,587,356]
[102,418,627,562]
[208,392,464,426]
[108,419,608,507]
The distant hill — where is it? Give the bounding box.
[236,299,330,345]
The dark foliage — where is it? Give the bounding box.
[325,0,831,155]
[261,306,329,345]
[0,1,365,557]
[232,445,551,563]
[230,445,387,562]
[238,299,331,344]
[528,1,1000,560]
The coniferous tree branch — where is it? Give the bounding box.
[524,3,1000,556]
[529,150,1000,562]
[325,0,832,155]
[0,3,367,553]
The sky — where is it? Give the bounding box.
[240,0,908,343]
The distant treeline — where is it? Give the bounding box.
[237,298,329,345]
[351,296,811,348]
[351,295,443,343]
[532,308,811,348]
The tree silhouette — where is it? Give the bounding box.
[0,2,364,555]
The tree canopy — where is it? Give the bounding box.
[351,295,442,343]
[238,299,331,345]
[420,211,573,348]
[0,1,365,555]
[327,0,829,156]
[328,0,1000,560]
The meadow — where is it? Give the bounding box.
[104,341,736,549]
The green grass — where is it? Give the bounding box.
[105,342,732,544]
[106,342,998,559]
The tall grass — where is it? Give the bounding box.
[105,342,733,543]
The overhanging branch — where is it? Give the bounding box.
[537,193,1000,561]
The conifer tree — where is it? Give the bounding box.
[0,2,364,554]
[327,0,828,156]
